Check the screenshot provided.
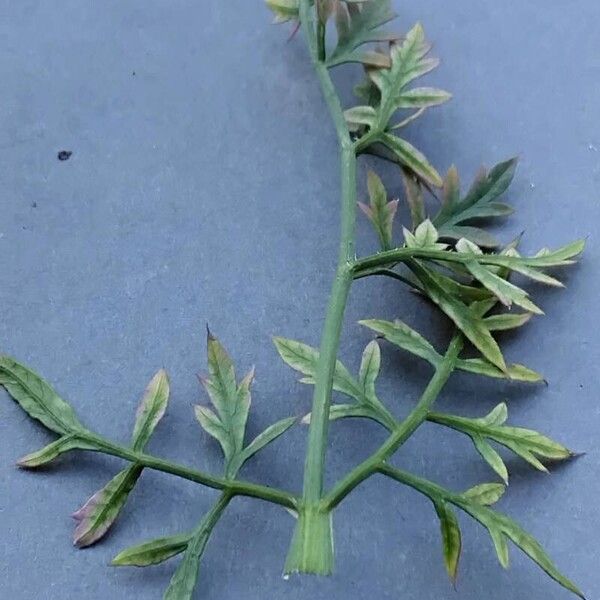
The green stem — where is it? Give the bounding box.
[80,433,297,510]
[322,334,463,510]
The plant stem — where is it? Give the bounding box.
[322,334,463,510]
[80,433,297,509]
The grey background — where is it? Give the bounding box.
[1,1,598,598]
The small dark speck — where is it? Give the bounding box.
[132,71,136,76]
[579,384,584,389]
[31,201,37,208]
[57,150,72,161]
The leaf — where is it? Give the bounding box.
[197,332,252,475]
[434,500,462,583]
[402,169,426,228]
[408,261,507,372]
[433,159,517,247]
[380,133,443,187]
[0,356,86,435]
[344,105,377,131]
[163,529,210,600]
[327,0,397,67]
[358,170,398,250]
[462,483,506,506]
[359,318,441,366]
[396,87,452,108]
[358,340,381,402]
[303,402,392,427]
[265,0,299,23]
[472,435,509,484]
[369,23,443,129]
[456,239,543,315]
[428,403,574,479]
[112,533,191,567]
[456,358,544,383]
[132,369,170,452]
[228,416,296,476]
[483,312,533,331]
[72,464,143,547]
[381,466,584,598]
[273,336,362,400]
[17,435,93,468]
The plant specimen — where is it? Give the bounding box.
[1,1,588,598]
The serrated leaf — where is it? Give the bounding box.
[0,356,86,435]
[370,23,441,129]
[328,0,397,67]
[359,170,398,250]
[72,464,143,547]
[462,483,506,506]
[380,133,443,187]
[197,332,252,476]
[428,404,574,479]
[359,318,441,365]
[228,416,296,476]
[433,159,517,246]
[112,533,191,567]
[434,500,461,583]
[17,435,94,468]
[265,0,299,23]
[382,466,584,598]
[408,261,507,372]
[132,369,169,452]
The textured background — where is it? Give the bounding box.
[1,1,599,598]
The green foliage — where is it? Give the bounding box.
[197,331,296,479]
[0,2,587,599]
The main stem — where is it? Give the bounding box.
[287,1,357,575]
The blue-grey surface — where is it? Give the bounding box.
[1,1,599,598]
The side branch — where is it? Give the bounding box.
[322,334,463,510]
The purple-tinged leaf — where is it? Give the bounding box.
[359,170,398,250]
[72,464,143,547]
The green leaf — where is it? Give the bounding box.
[112,533,191,567]
[273,336,362,400]
[163,529,211,600]
[380,133,443,187]
[0,356,86,435]
[456,238,543,315]
[434,500,462,584]
[302,403,392,428]
[17,435,94,468]
[370,23,442,129]
[428,403,574,479]
[472,435,509,484]
[265,0,299,23]
[196,332,252,476]
[456,358,544,383]
[381,466,584,598]
[358,170,398,250]
[327,0,397,67]
[396,87,452,108]
[132,369,170,452]
[358,340,381,401]
[228,416,296,476]
[72,464,143,547]
[408,261,507,372]
[433,159,518,247]
[344,105,377,131]
[359,318,441,366]
[483,312,533,331]
[462,483,506,506]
